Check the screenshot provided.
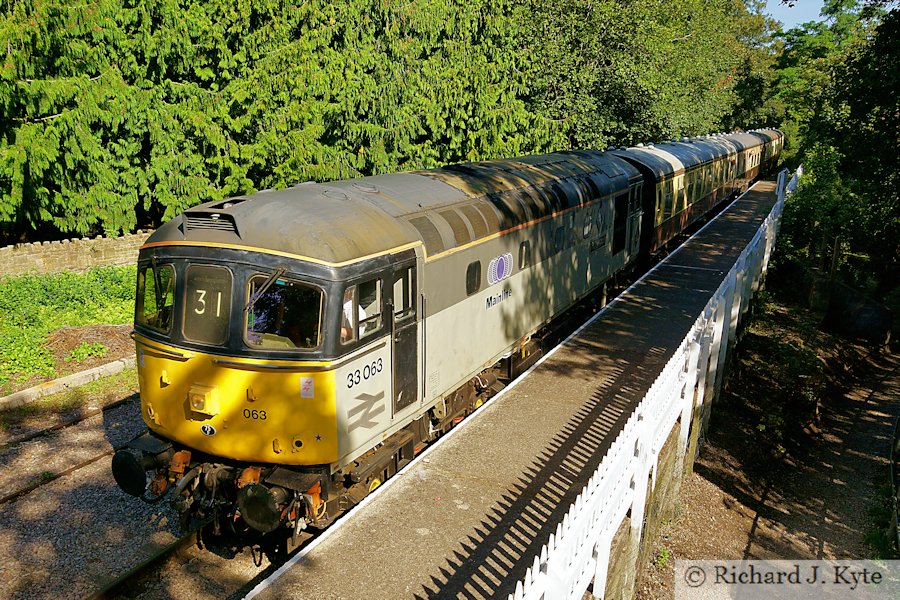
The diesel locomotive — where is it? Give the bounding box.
[112,129,783,551]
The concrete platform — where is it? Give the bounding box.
[246,182,779,600]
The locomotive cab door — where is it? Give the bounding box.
[389,254,418,417]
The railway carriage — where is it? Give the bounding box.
[610,129,782,255]
[750,129,785,174]
[114,130,781,547]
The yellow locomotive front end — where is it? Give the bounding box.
[133,260,339,467]
[113,250,341,541]
[111,184,426,554]
[113,239,414,549]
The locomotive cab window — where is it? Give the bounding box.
[392,267,415,322]
[184,265,232,345]
[136,263,175,334]
[341,278,383,344]
[245,275,323,349]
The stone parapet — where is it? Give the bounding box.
[0,231,153,276]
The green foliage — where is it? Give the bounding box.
[1,1,787,243]
[781,144,864,271]
[0,0,558,241]
[773,6,899,294]
[0,266,135,386]
[654,546,672,568]
[524,0,781,148]
[864,482,900,559]
[66,341,108,362]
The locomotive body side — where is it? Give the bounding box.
[417,156,643,411]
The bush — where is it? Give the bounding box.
[0,266,135,386]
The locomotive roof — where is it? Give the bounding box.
[145,150,642,264]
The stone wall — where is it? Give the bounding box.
[0,231,153,276]
[603,422,685,600]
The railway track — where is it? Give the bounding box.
[86,532,198,600]
[0,447,113,506]
[0,395,141,506]
[0,394,138,451]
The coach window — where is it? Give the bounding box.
[341,278,382,344]
[655,186,664,225]
[519,241,531,269]
[612,193,628,254]
[137,263,175,334]
[663,180,674,219]
[392,267,415,322]
[245,275,323,349]
[466,262,481,296]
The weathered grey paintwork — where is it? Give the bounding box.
[147,150,641,266]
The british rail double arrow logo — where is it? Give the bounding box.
[348,391,386,431]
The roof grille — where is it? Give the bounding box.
[407,216,446,255]
[438,209,472,246]
[474,204,501,234]
[459,205,489,239]
[184,213,239,235]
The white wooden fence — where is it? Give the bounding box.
[510,170,801,600]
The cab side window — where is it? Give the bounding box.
[392,267,415,322]
[137,263,175,334]
[341,278,383,344]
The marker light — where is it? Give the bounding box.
[188,384,219,417]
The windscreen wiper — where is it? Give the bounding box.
[243,267,287,313]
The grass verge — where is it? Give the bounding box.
[0,266,135,389]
